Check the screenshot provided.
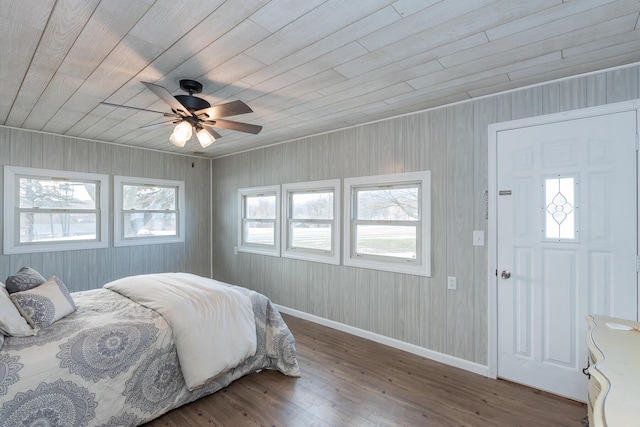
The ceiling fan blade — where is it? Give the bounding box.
[138,120,179,131]
[142,82,192,117]
[202,124,222,139]
[100,102,179,118]
[194,100,253,119]
[206,118,262,134]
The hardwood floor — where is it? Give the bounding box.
[146,314,586,426]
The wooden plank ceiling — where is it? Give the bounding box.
[2,0,640,158]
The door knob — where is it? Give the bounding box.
[501,270,511,279]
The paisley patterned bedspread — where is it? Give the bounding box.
[0,285,299,426]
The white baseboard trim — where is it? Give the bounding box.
[275,304,489,378]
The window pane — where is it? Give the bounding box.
[123,212,177,238]
[356,187,419,220]
[19,212,97,242]
[123,185,176,210]
[245,195,276,219]
[19,178,96,209]
[544,177,576,240]
[243,221,275,245]
[355,224,416,259]
[291,192,333,219]
[290,222,332,251]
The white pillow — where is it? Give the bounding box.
[0,283,36,337]
[10,276,76,329]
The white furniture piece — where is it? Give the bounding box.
[586,315,640,426]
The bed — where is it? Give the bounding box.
[0,271,299,426]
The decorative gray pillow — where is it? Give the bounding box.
[10,276,76,329]
[5,267,46,293]
[0,333,4,350]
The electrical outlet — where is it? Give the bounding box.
[447,276,457,290]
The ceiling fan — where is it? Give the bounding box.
[101,79,262,148]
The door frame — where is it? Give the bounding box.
[487,99,640,379]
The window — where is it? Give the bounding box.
[543,174,578,241]
[114,176,185,246]
[238,185,280,256]
[282,179,340,264]
[3,166,109,254]
[344,171,431,276]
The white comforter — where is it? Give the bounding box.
[104,273,257,390]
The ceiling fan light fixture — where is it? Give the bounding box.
[169,121,192,147]
[106,80,262,150]
[196,127,216,148]
[169,132,187,147]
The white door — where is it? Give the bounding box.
[496,110,638,402]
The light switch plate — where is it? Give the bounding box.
[473,230,485,246]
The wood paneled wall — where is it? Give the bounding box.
[211,65,640,365]
[0,128,211,292]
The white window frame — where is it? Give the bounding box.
[343,171,431,277]
[114,175,185,247]
[282,179,340,265]
[3,166,109,254]
[238,185,281,257]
